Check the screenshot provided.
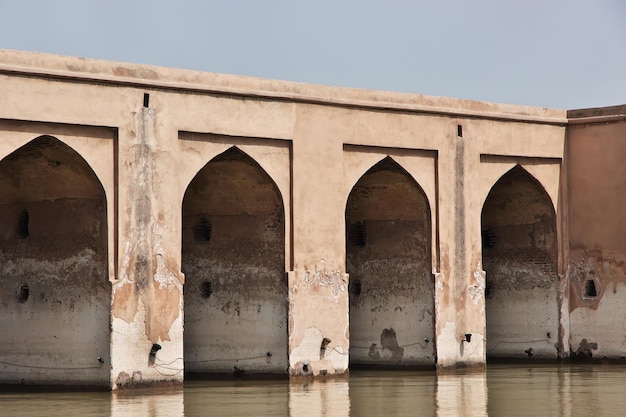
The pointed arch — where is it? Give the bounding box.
[0,135,110,385]
[0,135,106,203]
[182,146,285,219]
[481,164,559,359]
[479,163,558,218]
[345,156,435,367]
[345,156,431,214]
[182,145,287,375]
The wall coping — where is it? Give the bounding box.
[0,49,569,125]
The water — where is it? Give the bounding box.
[2,364,626,417]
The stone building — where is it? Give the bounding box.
[0,50,623,389]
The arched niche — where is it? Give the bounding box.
[181,146,288,375]
[346,157,435,367]
[0,135,110,385]
[481,164,558,359]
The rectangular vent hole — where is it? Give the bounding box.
[584,279,597,297]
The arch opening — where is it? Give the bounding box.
[182,147,287,375]
[0,135,110,385]
[481,165,558,360]
[346,157,434,367]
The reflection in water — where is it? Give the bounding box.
[4,365,626,416]
[487,364,626,417]
[184,379,288,417]
[0,391,112,417]
[112,388,184,417]
[350,370,436,417]
[290,379,349,417]
[488,365,562,416]
[437,371,487,417]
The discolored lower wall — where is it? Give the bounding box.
[0,199,110,385]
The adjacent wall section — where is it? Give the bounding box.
[182,146,288,374]
[567,106,626,360]
[482,165,559,359]
[346,157,435,366]
[0,136,110,385]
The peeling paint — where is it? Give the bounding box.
[469,268,486,305]
[303,269,346,298]
[154,251,182,291]
[572,338,598,360]
[290,326,346,376]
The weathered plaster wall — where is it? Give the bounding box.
[346,158,435,365]
[567,107,626,360]
[0,49,574,387]
[287,103,350,377]
[111,106,185,388]
[0,136,110,385]
[466,116,566,362]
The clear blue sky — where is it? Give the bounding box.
[1,0,624,109]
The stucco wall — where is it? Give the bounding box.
[567,107,626,360]
[0,49,575,387]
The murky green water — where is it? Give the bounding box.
[2,365,625,416]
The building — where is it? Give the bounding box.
[0,50,623,389]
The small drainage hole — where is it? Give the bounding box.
[482,229,496,249]
[348,222,367,247]
[584,280,597,297]
[193,217,212,243]
[17,284,29,303]
[200,281,213,299]
[17,209,29,239]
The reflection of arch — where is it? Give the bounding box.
[345,157,435,366]
[182,146,288,375]
[0,135,110,385]
[481,165,558,359]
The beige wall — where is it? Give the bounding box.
[567,107,626,359]
[0,50,582,388]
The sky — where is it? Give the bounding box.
[0,0,624,109]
